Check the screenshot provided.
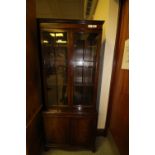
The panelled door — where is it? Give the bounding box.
[43,115,70,145]
[70,117,96,146]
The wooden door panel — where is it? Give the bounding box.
[107,0,129,155]
[43,115,70,144]
[71,117,96,146]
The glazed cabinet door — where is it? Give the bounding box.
[72,31,101,106]
[70,116,97,147]
[40,28,69,108]
[43,115,70,145]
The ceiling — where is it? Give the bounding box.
[36,0,98,20]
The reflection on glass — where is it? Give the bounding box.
[84,67,94,84]
[74,46,84,61]
[73,33,98,61]
[72,32,99,105]
[41,31,68,106]
[84,46,96,61]
[55,47,67,66]
[56,39,67,44]
[57,67,67,105]
[74,67,82,83]
[50,32,64,37]
[73,86,83,105]
[73,35,84,61]
[83,61,94,67]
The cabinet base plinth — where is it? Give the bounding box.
[44,143,96,152]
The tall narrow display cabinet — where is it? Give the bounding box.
[38,19,104,152]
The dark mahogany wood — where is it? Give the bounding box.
[43,116,70,144]
[105,0,129,155]
[26,0,43,155]
[38,19,104,152]
[37,18,104,31]
[70,117,97,146]
[43,111,97,151]
[37,18,104,25]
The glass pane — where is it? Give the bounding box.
[47,86,57,106]
[84,46,96,61]
[73,33,85,61]
[41,44,54,71]
[73,86,83,105]
[72,32,99,106]
[74,67,83,84]
[55,47,67,67]
[74,44,84,61]
[57,67,67,105]
[84,67,94,84]
[73,32,98,62]
[46,70,57,87]
[73,86,93,105]
[84,33,98,61]
[41,30,68,107]
[55,32,67,46]
[46,67,57,105]
[83,61,94,67]
[87,33,98,46]
[83,86,93,104]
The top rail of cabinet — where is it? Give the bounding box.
[37,18,104,30]
[37,18,104,25]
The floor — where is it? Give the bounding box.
[42,133,120,155]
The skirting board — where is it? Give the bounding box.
[97,129,106,136]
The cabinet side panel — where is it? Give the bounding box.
[26,112,43,155]
[26,0,43,154]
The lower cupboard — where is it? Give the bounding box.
[43,111,97,152]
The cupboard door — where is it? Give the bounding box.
[43,115,70,145]
[40,30,68,107]
[70,117,96,146]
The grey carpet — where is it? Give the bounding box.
[42,134,120,155]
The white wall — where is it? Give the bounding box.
[93,0,120,129]
[36,0,84,19]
